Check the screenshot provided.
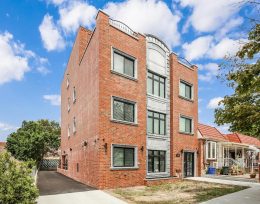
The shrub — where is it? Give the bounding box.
[0,152,39,204]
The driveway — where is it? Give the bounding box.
[37,171,126,204]
[38,171,95,195]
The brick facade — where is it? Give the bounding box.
[58,10,199,189]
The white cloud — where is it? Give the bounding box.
[0,122,17,131]
[215,17,243,40]
[183,36,244,61]
[182,36,213,61]
[0,32,31,85]
[104,0,181,47]
[37,66,51,75]
[178,0,244,32]
[39,14,65,51]
[43,94,61,106]
[198,63,219,82]
[217,124,230,134]
[58,1,97,34]
[45,0,66,6]
[208,38,243,59]
[207,97,224,109]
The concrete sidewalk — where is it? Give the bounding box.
[186,177,260,204]
[38,190,127,204]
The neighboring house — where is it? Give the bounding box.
[58,10,199,189]
[0,142,6,153]
[198,124,260,174]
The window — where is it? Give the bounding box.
[179,116,193,134]
[148,110,166,135]
[76,163,79,172]
[68,98,71,112]
[112,146,135,168]
[206,141,217,159]
[73,87,76,103]
[66,77,69,88]
[67,125,70,137]
[113,98,135,123]
[147,72,165,98]
[148,150,166,173]
[62,155,68,170]
[113,51,135,77]
[73,117,76,134]
[180,81,192,100]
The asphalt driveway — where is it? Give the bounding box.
[37,171,95,196]
[37,171,126,204]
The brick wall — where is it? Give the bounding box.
[97,12,147,189]
[58,20,100,188]
[170,54,199,177]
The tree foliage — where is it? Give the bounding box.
[215,24,260,138]
[6,120,60,164]
[0,152,39,204]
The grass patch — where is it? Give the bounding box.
[109,180,248,204]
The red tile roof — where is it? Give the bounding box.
[0,142,6,152]
[198,123,227,141]
[227,133,260,148]
[225,133,241,143]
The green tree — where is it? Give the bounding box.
[215,24,260,138]
[0,152,39,204]
[6,120,60,165]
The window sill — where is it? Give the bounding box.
[178,95,194,102]
[110,167,139,170]
[111,119,138,126]
[110,70,137,81]
[206,158,217,160]
[179,131,194,136]
[147,133,168,138]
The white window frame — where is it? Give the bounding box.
[111,96,138,125]
[179,115,193,134]
[179,80,193,100]
[73,117,76,134]
[111,144,138,169]
[206,141,217,160]
[111,47,138,80]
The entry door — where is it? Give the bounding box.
[184,152,194,177]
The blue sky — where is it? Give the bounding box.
[0,0,256,141]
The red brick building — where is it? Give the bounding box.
[58,10,198,189]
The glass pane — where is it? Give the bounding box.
[185,118,191,133]
[160,81,165,98]
[154,156,159,172]
[114,53,124,73]
[148,117,153,133]
[180,117,185,132]
[160,152,165,172]
[160,119,165,135]
[185,84,191,99]
[207,142,211,159]
[147,77,153,94]
[148,111,153,117]
[154,80,159,96]
[124,58,134,77]
[148,154,153,172]
[180,82,186,97]
[113,147,124,167]
[154,118,159,134]
[124,103,134,122]
[154,112,159,118]
[154,150,159,156]
[212,143,216,158]
[125,148,134,167]
[113,100,124,121]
